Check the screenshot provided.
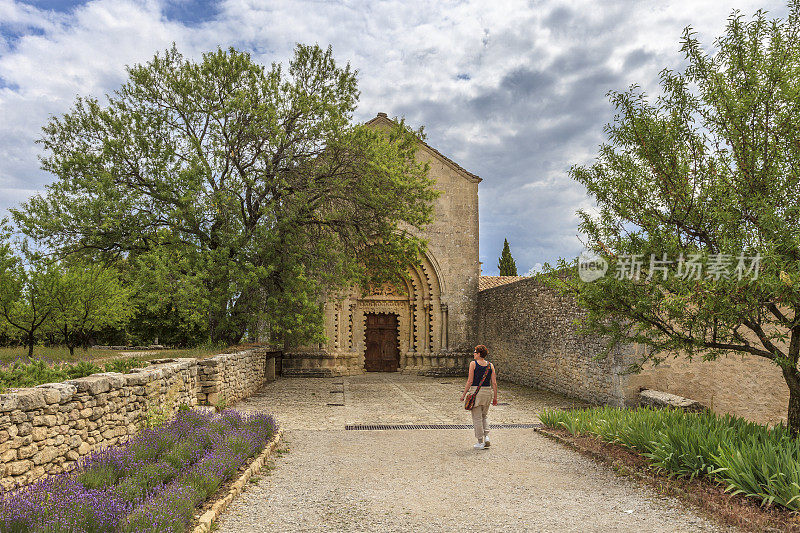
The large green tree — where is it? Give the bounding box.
[14,44,438,345]
[47,263,134,355]
[0,251,59,358]
[123,243,210,346]
[554,2,800,431]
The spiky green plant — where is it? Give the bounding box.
[541,406,800,510]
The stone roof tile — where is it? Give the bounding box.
[479,276,527,291]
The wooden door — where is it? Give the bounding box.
[364,313,399,372]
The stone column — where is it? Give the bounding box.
[347,303,356,352]
[421,301,431,367]
[441,303,448,351]
[334,302,341,351]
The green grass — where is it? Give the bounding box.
[0,345,249,392]
[540,406,800,510]
[0,345,237,366]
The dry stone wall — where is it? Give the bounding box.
[0,349,276,489]
[0,359,197,490]
[478,277,636,407]
[197,349,275,406]
[478,276,788,424]
[629,352,788,425]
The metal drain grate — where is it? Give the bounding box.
[345,423,543,431]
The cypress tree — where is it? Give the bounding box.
[497,238,518,276]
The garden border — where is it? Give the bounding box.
[534,427,780,533]
[193,427,284,533]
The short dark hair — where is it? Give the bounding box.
[474,345,488,358]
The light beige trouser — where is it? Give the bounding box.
[469,386,493,441]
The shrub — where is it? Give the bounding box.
[0,357,149,393]
[104,357,147,374]
[540,406,800,510]
[0,359,102,392]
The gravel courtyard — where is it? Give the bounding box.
[216,374,732,532]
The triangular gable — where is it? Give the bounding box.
[364,113,482,184]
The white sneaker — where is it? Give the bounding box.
[484,437,491,447]
[473,442,486,449]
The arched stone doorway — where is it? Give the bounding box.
[282,250,467,376]
[335,251,446,373]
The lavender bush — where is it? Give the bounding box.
[0,409,277,533]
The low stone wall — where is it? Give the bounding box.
[0,348,278,489]
[639,389,706,412]
[0,359,197,490]
[478,277,636,406]
[197,349,276,407]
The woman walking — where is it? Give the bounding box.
[460,345,497,449]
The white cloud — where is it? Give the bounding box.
[525,263,544,276]
[0,0,789,273]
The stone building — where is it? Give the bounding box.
[282,113,481,376]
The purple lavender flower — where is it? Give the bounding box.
[0,408,278,532]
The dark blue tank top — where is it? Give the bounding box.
[472,362,492,387]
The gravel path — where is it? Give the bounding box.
[217,374,733,532]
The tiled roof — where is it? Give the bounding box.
[365,113,481,183]
[479,276,527,291]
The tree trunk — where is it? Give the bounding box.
[789,390,800,435]
[782,366,800,434]
[209,289,252,346]
[27,338,34,358]
[68,345,75,357]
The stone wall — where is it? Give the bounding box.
[197,349,276,406]
[630,352,788,425]
[478,276,789,424]
[0,359,197,490]
[0,349,277,489]
[478,277,635,406]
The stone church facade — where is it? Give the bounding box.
[282,113,481,377]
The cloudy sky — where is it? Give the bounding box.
[0,0,789,275]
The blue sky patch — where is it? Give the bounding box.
[162,0,220,26]
[0,76,20,91]
[0,24,46,51]
[20,0,85,13]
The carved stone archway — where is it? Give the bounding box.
[282,250,468,376]
[330,251,447,374]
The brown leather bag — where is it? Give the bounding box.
[464,362,491,410]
